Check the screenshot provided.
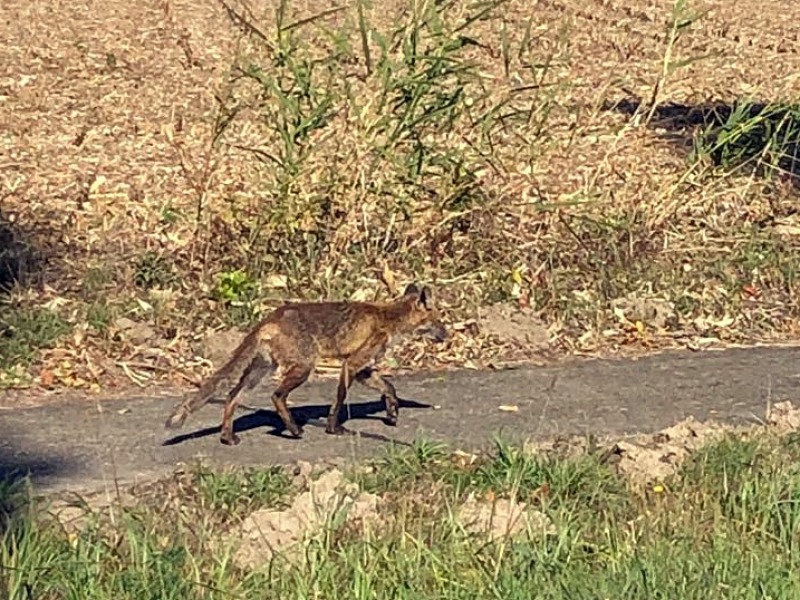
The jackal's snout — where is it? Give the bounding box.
[403,282,448,343]
[421,320,448,343]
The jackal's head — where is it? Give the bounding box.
[401,283,448,343]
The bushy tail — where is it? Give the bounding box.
[164,328,265,429]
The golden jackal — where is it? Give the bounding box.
[164,283,447,446]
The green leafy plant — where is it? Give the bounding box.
[132,251,177,289]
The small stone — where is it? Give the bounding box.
[202,328,245,367]
[113,317,156,345]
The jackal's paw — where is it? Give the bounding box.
[326,424,355,436]
[385,415,398,427]
[220,433,241,446]
[287,425,304,439]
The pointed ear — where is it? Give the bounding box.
[403,283,420,298]
[418,285,433,308]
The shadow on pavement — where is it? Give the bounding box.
[162,397,432,447]
[0,434,82,533]
[0,449,80,488]
[0,422,82,491]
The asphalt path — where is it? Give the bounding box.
[2,346,799,495]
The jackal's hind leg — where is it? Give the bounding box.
[271,364,312,438]
[220,353,272,446]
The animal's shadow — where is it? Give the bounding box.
[161,397,432,447]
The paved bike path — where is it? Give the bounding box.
[2,346,799,495]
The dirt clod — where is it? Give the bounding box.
[610,296,676,330]
[456,493,554,541]
[765,400,800,434]
[229,469,380,569]
[113,317,157,346]
[477,303,551,348]
[291,460,314,489]
[610,417,730,486]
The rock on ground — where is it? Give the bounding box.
[228,469,380,569]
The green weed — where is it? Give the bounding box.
[193,465,292,516]
[208,0,552,301]
[691,100,800,179]
[212,268,261,326]
[0,304,70,370]
[132,251,178,290]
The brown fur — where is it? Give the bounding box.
[164,283,447,446]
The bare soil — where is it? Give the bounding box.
[2,0,800,397]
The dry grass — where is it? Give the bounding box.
[2,0,800,394]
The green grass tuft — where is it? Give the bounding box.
[0,304,71,370]
[193,465,293,516]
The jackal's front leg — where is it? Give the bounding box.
[326,362,356,436]
[327,338,391,436]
